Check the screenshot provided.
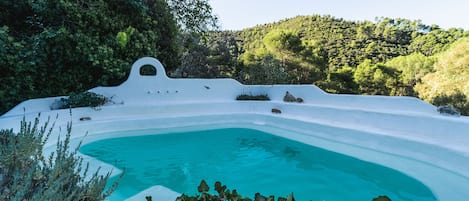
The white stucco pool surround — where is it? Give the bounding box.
[1,57,469,201]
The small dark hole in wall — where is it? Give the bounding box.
[140,65,157,76]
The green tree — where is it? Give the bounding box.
[172,32,240,78]
[0,0,219,115]
[316,66,358,94]
[416,37,469,114]
[201,15,467,98]
[261,29,325,83]
[409,28,468,56]
[167,0,218,34]
[385,53,436,96]
[263,29,304,58]
[240,53,290,85]
[354,59,401,95]
[0,0,179,113]
[0,26,35,113]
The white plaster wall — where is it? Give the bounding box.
[1,57,469,201]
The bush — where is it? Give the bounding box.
[57,92,110,109]
[173,180,294,201]
[172,180,392,201]
[0,115,118,200]
[236,94,270,101]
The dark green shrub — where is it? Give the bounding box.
[58,92,109,109]
[169,180,392,201]
[175,180,253,201]
[0,115,119,200]
[236,94,270,101]
[172,180,300,201]
[372,195,392,201]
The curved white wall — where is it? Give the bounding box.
[1,57,469,200]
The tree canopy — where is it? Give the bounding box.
[0,0,217,114]
[177,15,469,114]
[415,37,469,114]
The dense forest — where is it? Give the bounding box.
[0,0,216,114]
[1,1,469,115]
[175,15,469,114]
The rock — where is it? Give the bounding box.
[283,91,297,102]
[437,105,461,116]
[79,117,92,121]
[296,97,304,103]
[271,108,282,114]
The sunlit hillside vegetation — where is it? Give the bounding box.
[175,15,469,114]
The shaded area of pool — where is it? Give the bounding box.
[80,128,437,201]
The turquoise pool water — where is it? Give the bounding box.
[80,128,437,201]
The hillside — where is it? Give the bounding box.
[2,7,469,115]
[175,15,469,114]
[237,16,444,68]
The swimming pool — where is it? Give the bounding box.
[80,128,436,201]
[2,57,469,201]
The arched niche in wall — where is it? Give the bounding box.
[139,65,157,76]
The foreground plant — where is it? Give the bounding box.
[173,180,294,201]
[168,180,392,201]
[0,114,118,200]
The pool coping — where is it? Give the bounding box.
[17,105,469,201]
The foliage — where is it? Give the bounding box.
[0,26,35,114]
[0,115,118,200]
[415,37,469,115]
[180,15,467,107]
[0,0,218,115]
[372,195,392,201]
[384,53,436,96]
[236,94,270,101]
[115,27,136,48]
[240,54,291,85]
[409,27,469,56]
[172,32,240,78]
[57,91,109,109]
[353,60,401,95]
[263,29,304,56]
[316,66,358,94]
[174,180,296,201]
[171,180,392,201]
[231,16,443,72]
[431,92,469,115]
[167,0,218,34]
[3,7,469,116]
